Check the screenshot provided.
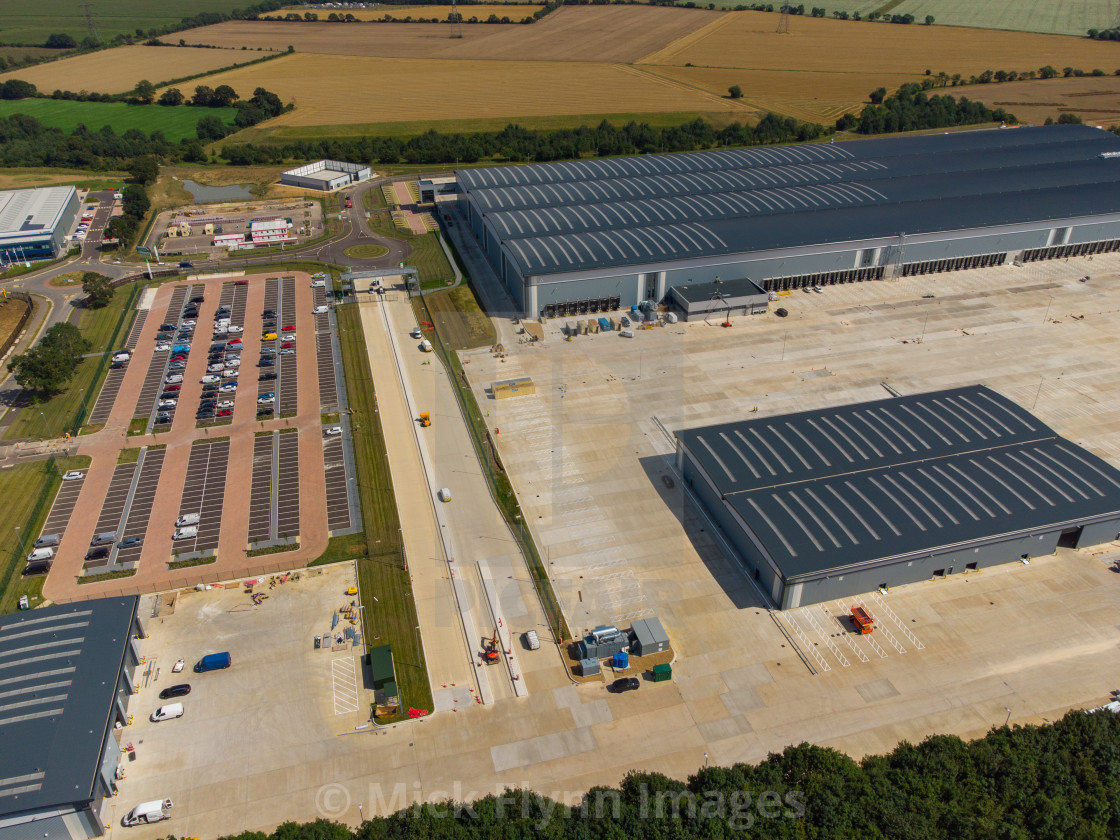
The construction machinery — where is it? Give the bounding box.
[482,628,501,664]
[419,412,431,427]
[850,605,875,634]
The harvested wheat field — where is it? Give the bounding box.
[287,4,546,20]
[189,6,722,62]
[964,76,1120,126]
[0,46,261,94]
[638,12,1120,78]
[635,65,922,123]
[181,54,741,126]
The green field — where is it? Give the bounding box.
[366,213,454,288]
[0,100,236,143]
[785,0,1114,35]
[0,0,245,44]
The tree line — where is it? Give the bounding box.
[221,114,829,166]
[194,710,1120,839]
[837,83,1015,134]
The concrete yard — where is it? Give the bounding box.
[113,253,1120,837]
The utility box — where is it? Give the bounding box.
[629,616,670,656]
[652,663,672,682]
[578,657,600,677]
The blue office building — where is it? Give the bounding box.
[0,186,80,264]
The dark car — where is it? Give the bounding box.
[774,307,789,318]
[609,677,640,693]
[155,412,172,424]
[263,309,276,318]
[197,412,215,421]
[179,260,194,268]
[260,347,275,356]
[190,295,205,303]
[85,546,110,561]
[156,331,174,340]
[259,372,277,381]
[263,319,277,328]
[258,358,275,367]
[118,537,143,549]
[159,684,192,699]
[160,323,176,331]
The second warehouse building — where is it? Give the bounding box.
[675,386,1120,609]
[456,124,1120,318]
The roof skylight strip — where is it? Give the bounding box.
[0,708,64,727]
[784,422,829,467]
[696,435,736,483]
[718,432,761,479]
[944,396,1001,438]
[974,390,1037,432]
[826,484,879,540]
[734,429,777,476]
[850,411,902,455]
[747,498,798,557]
[915,401,970,442]
[0,649,84,671]
[1019,449,1090,499]
[845,480,902,535]
[879,408,931,450]
[925,465,988,519]
[1033,448,1105,497]
[989,457,1055,506]
[804,486,860,544]
[1052,444,1120,490]
[945,462,1012,514]
[1004,451,1072,502]
[863,408,917,452]
[958,394,1017,436]
[870,476,928,531]
[972,457,1036,510]
[898,471,960,524]
[749,428,793,473]
[789,489,842,548]
[774,493,825,551]
[934,398,988,440]
[829,415,877,459]
[898,403,953,444]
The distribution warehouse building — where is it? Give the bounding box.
[0,186,79,264]
[0,597,143,840]
[280,160,371,191]
[455,124,1120,317]
[675,387,1120,610]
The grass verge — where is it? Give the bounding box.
[421,284,496,350]
[0,454,88,615]
[78,569,137,585]
[246,542,299,558]
[414,292,570,642]
[4,283,140,440]
[309,533,367,567]
[117,447,141,465]
[336,303,433,718]
[367,212,453,288]
[169,555,216,570]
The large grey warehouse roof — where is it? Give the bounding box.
[0,597,138,817]
[458,126,1120,277]
[0,186,75,238]
[677,387,1120,580]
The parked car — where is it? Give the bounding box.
[220,383,238,393]
[217,409,232,417]
[313,305,328,314]
[163,384,181,393]
[178,260,194,268]
[279,348,295,355]
[208,364,224,373]
[324,426,342,436]
[281,341,295,349]
[155,412,172,424]
[165,374,183,384]
[216,400,234,409]
[118,537,143,549]
[85,546,109,561]
[609,677,640,693]
[228,325,244,333]
[259,372,277,381]
[201,375,220,384]
[257,393,275,404]
[259,359,275,367]
[159,684,191,699]
[158,399,177,409]
[282,324,295,332]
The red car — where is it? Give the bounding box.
[171,355,187,362]
[163,384,181,392]
[227,339,242,346]
[281,341,294,349]
[282,324,295,332]
[217,409,232,417]
[235,280,248,286]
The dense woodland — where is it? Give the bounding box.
[189,711,1120,839]
[838,83,1015,134]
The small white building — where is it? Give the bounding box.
[249,219,294,244]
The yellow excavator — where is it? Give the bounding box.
[419,412,431,427]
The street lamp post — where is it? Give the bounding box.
[414,625,421,664]
[358,803,364,823]
[1004,707,1011,726]
[13,526,27,558]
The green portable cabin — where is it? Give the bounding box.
[652,663,672,682]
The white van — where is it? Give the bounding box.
[175,513,200,527]
[122,799,171,826]
[524,630,540,650]
[172,526,198,540]
[150,702,184,722]
[438,488,451,502]
[112,352,130,363]
[27,547,54,562]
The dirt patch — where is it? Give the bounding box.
[420,284,496,350]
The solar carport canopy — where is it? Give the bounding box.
[677,386,1120,579]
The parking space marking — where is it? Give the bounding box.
[331,656,359,715]
[278,276,297,416]
[39,475,85,543]
[257,277,280,419]
[114,448,166,566]
[316,333,338,411]
[84,464,136,571]
[124,309,148,349]
[276,431,300,540]
[322,437,351,533]
[177,439,230,554]
[88,366,126,425]
[247,435,273,544]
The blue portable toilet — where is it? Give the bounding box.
[613,650,629,670]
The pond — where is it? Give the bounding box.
[180,180,254,202]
